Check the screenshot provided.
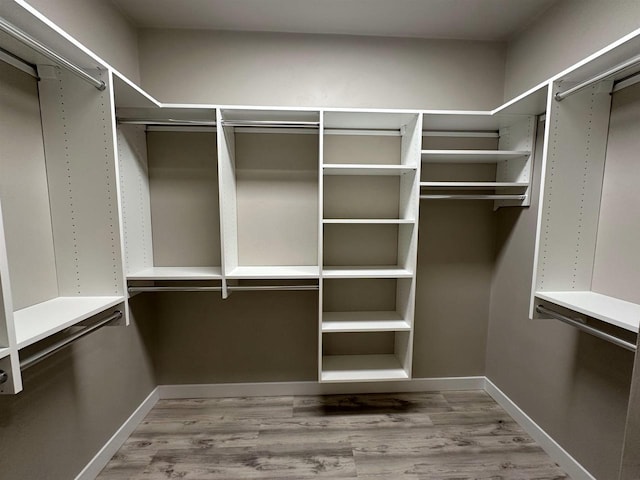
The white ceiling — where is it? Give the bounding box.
[110,0,557,41]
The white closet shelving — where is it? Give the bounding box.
[0,9,127,393]
[531,47,640,337]
[217,108,320,292]
[115,81,222,289]
[320,111,422,382]
[420,113,537,207]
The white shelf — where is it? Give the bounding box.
[127,266,222,280]
[321,354,409,382]
[323,266,413,278]
[323,164,416,176]
[0,347,10,360]
[226,265,320,279]
[420,182,528,190]
[536,291,640,333]
[322,311,411,332]
[322,219,415,224]
[421,150,530,163]
[14,296,124,349]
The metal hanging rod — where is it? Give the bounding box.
[555,53,640,101]
[117,118,217,126]
[0,46,37,77]
[420,194,526,200]
[222,120,319,129]
[0,16,106,91]
[536,305,637,352]
[20,310,123,371]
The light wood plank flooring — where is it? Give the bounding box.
[98,391,570,479]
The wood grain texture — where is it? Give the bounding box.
[97,391,570,479]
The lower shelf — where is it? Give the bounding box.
[536,291,640,333]
[14,296,124,349]
[321,354,409,382]
[0,347,10,360]
[322,311,411,332]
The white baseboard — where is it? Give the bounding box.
[157,376,486,399]
[75,388,159,480]
[484,378,596,480]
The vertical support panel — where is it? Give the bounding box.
[38,67,125,298]
[318,111,325,381]
[496,115,536,208]
[217,110,237,297]
[532,82,612,316]
[116,124,152,276]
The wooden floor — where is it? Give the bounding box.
[98,391,570,479]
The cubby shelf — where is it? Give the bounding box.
[322,266,413,278]
[323,164,417,176]
[420,182,528,190]
[322,219,415,224]
[321,354,409,382]
[127,266,222,280]
[226,265,320,279]
[13,296,124,349]
[536,291,640,333]
[322,311,411,332]
[421,150,530,163]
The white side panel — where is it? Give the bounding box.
[38,68,125,297]
[116,124,153,276]
[534,83,612,297]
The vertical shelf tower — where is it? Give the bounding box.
[320,111,422,382]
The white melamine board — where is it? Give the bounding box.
[117,125,153,275]
[0,347,9,360]
[112,73,160,109]
[117,107,216,123]
[536,291,640,333]
[492,84,549,116]
[323,219,414,224]
[218,122,238,275]
[420,182,528,189]
[324,111,418,130]
[322,311,410,332]
[235,132,318,266]
[421,150,530,163]
[0,62,58,310]
[323,164,415,175]
[323,266,413,278]
[14,296,124,349]
[221,108,319,123]
[321,354,409,382]
[127,267,222,280]
[226,265,319,279]
[535,84,612,294]
[591,84,640,305]
[147,131,221,267]
[323,135,401,165]
[38,68,124,297]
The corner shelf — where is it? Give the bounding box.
[421,150,530,163]
[323,164,417,176]
[321,354,409,382]
[322,311,411,332]
[322,266,413,278]
[14,296,124,349]
[226,265,320,279]
[536,291,640,333]
[127,266,222,280]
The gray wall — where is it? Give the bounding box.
[25,0,141,82]
[503,0,640,100]
[137,28,506,110]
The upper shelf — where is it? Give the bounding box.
[420,182,528,190]
[323,164,416,176]
[421,150,530,163]
[323,266,413,279]
[13,296,124,349]
[127,266,222,281]
[536,291,640,333]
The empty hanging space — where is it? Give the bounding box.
[218,109,320,280]
[116,95,222,284]
[421,113,535,206]
[533,69,640,337]
[0,55,126,354]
